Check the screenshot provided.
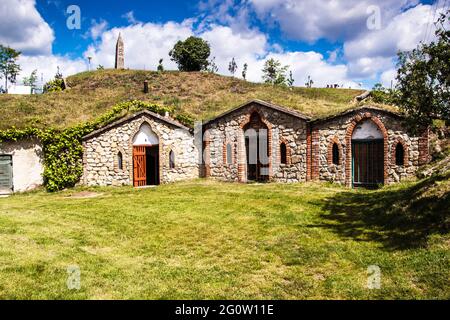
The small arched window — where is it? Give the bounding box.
[280,142,287,164]
[332,143,340,165]
[226,143,233,165]
[169,150,175,169]
[117,152,123,170]
[395,143,404,166]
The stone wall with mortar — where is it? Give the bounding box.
[83,114,198,186]
[204,102,309,183]
[311,108,425,186]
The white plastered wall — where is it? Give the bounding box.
[0,139,44,194]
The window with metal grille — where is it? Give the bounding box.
[395,143,404,166]
[226,143,233,165]
[280,142,287,164]
[117,152,123,170]
[169,150,175,169]
[332,143,340,165]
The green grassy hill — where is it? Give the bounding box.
[0,69,380,130]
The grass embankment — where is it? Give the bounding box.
[0,177,448,299]
[0,69,371,130]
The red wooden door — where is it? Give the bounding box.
[133,146,146,187]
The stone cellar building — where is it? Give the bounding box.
[82,110,199,187]
[202,100,429,188]
[76,99,429,189]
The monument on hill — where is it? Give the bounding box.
[115,33,124,69]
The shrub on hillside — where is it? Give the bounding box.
[44,78,65,93]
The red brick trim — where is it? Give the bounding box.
[203,130,211,177]
[391,137,409,167]
[306,126,312,181]
[418,127,430,165]
[327,136,343,167]
[345,113,389,187]
[311,127,320,180]
[278,137,292,165]
[238,108,273,182]
[222,140,235,165]
[222,142,226,164]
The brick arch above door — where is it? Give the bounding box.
[345,113,389,187]
[238,109,273,182]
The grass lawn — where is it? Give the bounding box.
[0,179,448,299]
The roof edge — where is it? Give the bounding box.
[83,109,189,141]
[203,99,311,127]
[310,105,403,124]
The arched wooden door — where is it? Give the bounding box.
[244,112,269,182]
[351,119,384,188]
[133,146,147,187]
[132,123,160,187]
[352,140,384,188]
[133,145,160,187]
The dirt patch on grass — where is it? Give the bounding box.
[68,191,104,199]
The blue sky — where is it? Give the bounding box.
[37,1,200,57]
[0,0,446,89]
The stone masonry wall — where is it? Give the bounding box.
[205,103,308,183]
[312,108,423,186]
[83,114,198,186]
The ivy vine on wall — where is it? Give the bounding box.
[0,100,194,192]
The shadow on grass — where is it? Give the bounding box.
[313,172,449,250]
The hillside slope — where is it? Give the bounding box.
[0,69,378,130]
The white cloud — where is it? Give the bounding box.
[344,4,442,61]
[83,21,194,70]
[347,56,394,78]
[199,0,438,82]
[84,19,109,41]
[122,11,140,25]
[380,68,398,88]
[0,0,54,55]
[327,49,340,63]
[267,51,359,88]
[344,3,446,78]
[200,24,267,77]
[17,55,86,85]
[248,0,420,42]
[4,0,357,89]
[0,0,85,84]
[83,21,359,88]
[201,25,358,87]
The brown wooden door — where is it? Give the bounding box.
[352,140,384,188]
[133,146,146,187]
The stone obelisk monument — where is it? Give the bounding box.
[115,33,124,69]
